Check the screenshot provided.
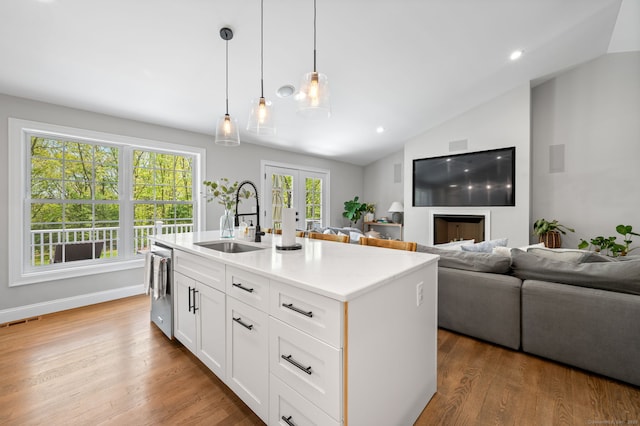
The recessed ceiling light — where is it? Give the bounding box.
[510,50,523,61]
[376,126,384,134]
[276,85,295,98]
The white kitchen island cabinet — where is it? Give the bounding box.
[155,231,439,426]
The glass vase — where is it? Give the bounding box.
[219,209,235,238]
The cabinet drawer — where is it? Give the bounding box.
[173,249,225,292]
[270,374,340,426]
[226,266,269,312]
[269,317,342,420]
[270,280,342,347]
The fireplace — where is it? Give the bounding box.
[428,209,491,245]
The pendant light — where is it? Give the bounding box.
[247,0,276,135]
[215,27,240,146]
[296,0,330,118]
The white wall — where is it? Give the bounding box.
[531,52,640,249]
[402,85,531,246]
[0,93,363,318]
[362,149,404,222]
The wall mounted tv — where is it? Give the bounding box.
[413,147,515,207]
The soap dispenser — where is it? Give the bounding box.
[247,220,256,240]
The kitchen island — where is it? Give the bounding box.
[154,231,439,426]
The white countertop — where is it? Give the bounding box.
[153,231,439,301]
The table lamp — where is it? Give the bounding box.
[388,201,404,224]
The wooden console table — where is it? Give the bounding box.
[365,221,403,240]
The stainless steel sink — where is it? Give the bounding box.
[194,241,265,253]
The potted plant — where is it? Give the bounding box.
[363,203,375,223]
[203,178,252,238]
[532,218,575,248]
[342,196,368,228]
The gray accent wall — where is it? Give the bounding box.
[0,93,363,316]
[362,150,404,224]
[531,52,640,249]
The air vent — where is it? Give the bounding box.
[1,316,41,327]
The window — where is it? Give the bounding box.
[9,119,205,286]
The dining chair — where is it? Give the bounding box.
[359,237,417,251]
[308,232,350,243]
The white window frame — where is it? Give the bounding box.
[8,118,206,286]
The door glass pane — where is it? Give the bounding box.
[270,173,293,230]
[305,177,322,230]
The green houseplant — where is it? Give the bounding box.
[532,218,575,248]
[578,224,639,257]
[342,196,368,227]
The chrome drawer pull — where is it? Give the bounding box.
[282,415,296,426]
[232,282,254,293]
[233,317,253,330]
[281,354,312,375]
[282,303,313,318]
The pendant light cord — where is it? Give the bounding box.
[313,0,317,73]
[260,0,264,97]
[225,38,229,115]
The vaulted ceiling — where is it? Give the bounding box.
[0,0,637,165]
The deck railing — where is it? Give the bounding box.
[29,222,193,266]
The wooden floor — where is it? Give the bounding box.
[1,295,638,425]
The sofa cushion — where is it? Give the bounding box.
[460,238,508,253]
[526,247,588,263]
[417,244,511,274]
[511,249,640,295]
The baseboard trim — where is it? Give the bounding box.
[0,285,146,324]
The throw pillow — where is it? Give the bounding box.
[492,242,545,257]
[460,238,508,253]
[417,244,511,274]
[434,239,475,251]
[510,249,640,295]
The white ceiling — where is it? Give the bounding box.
[0,0,638,166]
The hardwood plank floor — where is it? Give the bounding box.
[1,295,638,425]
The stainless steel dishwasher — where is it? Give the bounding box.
[148,243,173,339]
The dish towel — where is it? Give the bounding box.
[144,251,153,295]
[152,254,165,300]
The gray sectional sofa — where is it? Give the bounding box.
[417,245,640,387]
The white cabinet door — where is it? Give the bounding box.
[174,271,197,353]
[226,296,269,422]
[197,283,226,380]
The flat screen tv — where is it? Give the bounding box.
[413,147,515,207]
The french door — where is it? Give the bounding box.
[263,165,328,232]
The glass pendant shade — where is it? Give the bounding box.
[247,96,276,135]
[297,71,330,118]
[215,113,240,146]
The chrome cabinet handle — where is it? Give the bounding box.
[188,286,193,313]
[232,282,254,293]
[281,415,296,426]
[233,317,253,330]
[282,303,313,318]
[281,354,312,375]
